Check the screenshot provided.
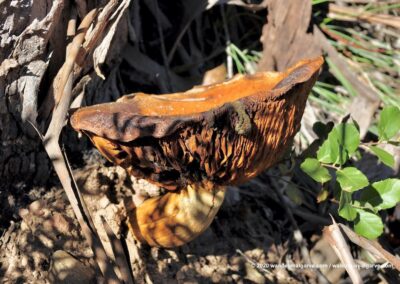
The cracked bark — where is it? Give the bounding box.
[0,0,67,185]
[0,0,127,185]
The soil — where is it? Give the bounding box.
[0,150,327,284]
[1,143,399,283]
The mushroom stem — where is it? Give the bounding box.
[127,184,226,248]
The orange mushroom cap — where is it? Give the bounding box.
[71,56,323,191]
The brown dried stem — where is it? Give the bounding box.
[40,8,122,283]
[328,3,400,29]
[323,218,363,284]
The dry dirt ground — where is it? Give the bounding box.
[0,149,396,283]
[0,153,317,283]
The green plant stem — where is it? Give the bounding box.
[321,163,341,170]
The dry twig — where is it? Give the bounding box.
[41,9,121,283]
[339,224,400,271]
[31,5,135,282]
[323,218,363,284]
[329,3,400,29]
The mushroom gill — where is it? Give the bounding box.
[70,56,324,247]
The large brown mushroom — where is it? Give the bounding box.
[71,56,323,247]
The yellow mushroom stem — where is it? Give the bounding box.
[127,184,226,248]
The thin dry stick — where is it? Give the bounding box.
[66,7,77,54]
[329,3,400,29]
[52,9,99,109]
[101,216,135,284]
[66,4,134,281]
[166,2,205,65]
[221,4,233,79]
[55,4,134,281]
[62,147,97,236]
[236,249,275,278]
[77,0,119,67]
[42,9,121,283]
[324,218,363,284]
[339,224,400,271]
[40,1,118,121]
[39,8,99,124]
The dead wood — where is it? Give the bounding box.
[328,3,400,29]
[324,219,363,284]
[258,0,321,72]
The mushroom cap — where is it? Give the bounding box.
[71,57,323,190]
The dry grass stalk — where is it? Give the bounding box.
[329,3,400,29]
[323,219,363,284]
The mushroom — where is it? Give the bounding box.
[70,56,324,247]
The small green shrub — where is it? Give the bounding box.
[301,106,400,239]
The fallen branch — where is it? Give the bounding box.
[25,6,141,282]
[339,223,400,271]
[323,218,363,284]
[329,3,400,29]
[42,9,121,282]
[101,216,135,284]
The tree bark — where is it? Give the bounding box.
[258,0,321,71]
[0,0,128,185]
[0,0,67,185]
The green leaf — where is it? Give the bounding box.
[317,134,346,164]
[336,167,369,192]
[339,191,357,221]
[369,146,395,168]
[332,123,360,156]
[317,138,338,163]
[378,106,400,140]
[300,158,332,183]
[360,179,400,211]
[354,209,384,239]
[352,199,376,213]
[316,123,360,165]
